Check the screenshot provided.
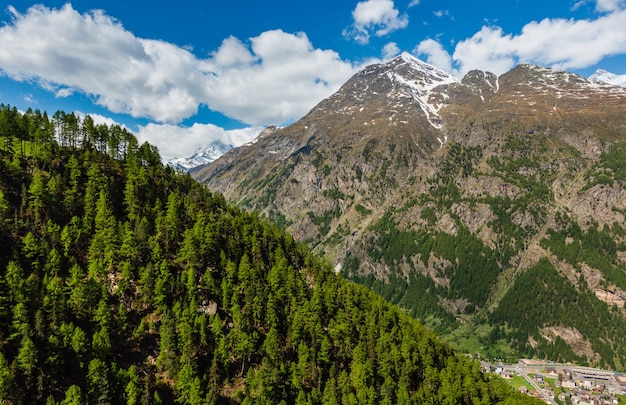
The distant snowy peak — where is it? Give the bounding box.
[589,69,626,87]
[168,140,233,172]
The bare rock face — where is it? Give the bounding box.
[540,326,599,363]
[194,53,626,368]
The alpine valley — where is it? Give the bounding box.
[195,53,626,369]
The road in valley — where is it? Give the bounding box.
[515,366,556,404]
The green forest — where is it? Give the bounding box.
[491,258,626,369]
[0,104,540,403]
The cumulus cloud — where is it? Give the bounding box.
[344,0,408,44]
[0,4,358,127]
[382,42,401,60]
[200,30,359,125]
[596,0,625,12]
[136,123,262,161]
[416,4,626,76]
[0,4,201,122]
[414,39,453,74]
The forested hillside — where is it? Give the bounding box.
[0,104,538,404]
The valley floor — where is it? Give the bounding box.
[484,360,626,404]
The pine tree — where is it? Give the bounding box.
[60,384,82,405]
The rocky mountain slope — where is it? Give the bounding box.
[195,53,626,369]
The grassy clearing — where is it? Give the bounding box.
[444,323,518,362]
[509,375,535,392]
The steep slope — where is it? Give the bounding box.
[0,106,538,403]
[196,53,459,245]
[196,53,626,369]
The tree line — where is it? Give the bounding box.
[0,103,160,165]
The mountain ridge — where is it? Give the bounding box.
[175,59,625,174]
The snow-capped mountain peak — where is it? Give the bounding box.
[396,52,458,85]
[388,53,458,128]
[167,140,233,172]
[315,52,460,131]
[589,69,626,87]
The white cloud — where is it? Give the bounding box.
[408,0,420,7]
[201,30,360,125]
[211,36,257,68]
[414,39,453,74]
[55,88,74,98]
[416,6,626,76]
[22,94,35,104]
[570,0,624,12]
[596,0,625,12]
[0,4,359,127]
[344,0,409,44]
[382,42,401,60]
[0,5,207,123]
[136,123,262,161]
[76,112,126,128]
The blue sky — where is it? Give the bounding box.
[1,0,625,160]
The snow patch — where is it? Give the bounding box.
[389,69,458,128]
[382,53,460,129]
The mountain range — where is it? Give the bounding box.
[194,52,626,369]
[173,65,626,172]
